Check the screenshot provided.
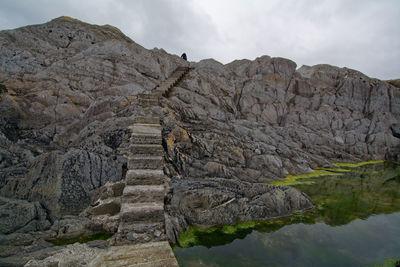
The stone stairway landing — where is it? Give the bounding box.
[125,169,165,185]
[130,144,164,155]
[122,185,165,203]
[127,155,164,169]
[130,134,162,145]
[129,124,162,135]
[135,116,160,124]
[89,241,179,267]
[120,202,164,223]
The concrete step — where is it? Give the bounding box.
[118,221,165,235]
[156,85,169,91]
[89,242,178,267]
[138,94,159,99]
[170,70,185,77]
[165,80,176,86]
[151,92,164,98]
[138,94,158,99]
[130,124,162,135]
[116,221,166,244]
[150,67,189,99]
[128,155,164,169]
[104,245,170,262]
[138,99,159,106]
[103,256,177,267]
[130,133,162,145]
[171,71,186,78]
[120,202,164,223]
[132,123,162,131]
[130,144,164,155]
[122,185,165,203]
[176,66,189,71]
[126,169,165,185]
[155,87,168,94]
[135,116,160,124]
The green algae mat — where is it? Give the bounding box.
[48,232,113,246]
[174,161,400,267]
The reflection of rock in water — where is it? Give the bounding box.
[175,211,400,267]
[294,162,400,226]
[176,162,400,249]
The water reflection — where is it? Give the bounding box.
[174,162,400,266]
[295,161,400,226]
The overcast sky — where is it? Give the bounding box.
[1,0,399,79]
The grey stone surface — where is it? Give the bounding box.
[128,155,164,169]
[161,58,400,185]
[166,177,313,237]
[87,240,109,249]
[0,16,399,256]
[125,169,165,185]
[89,241,178,267]
[23,243,102,267]
[391,123,400,139]
[0,196,50,234]
[122,185,165,203]
[49,216,94,239]
[87,198,121,216]
[0,17,183,224]
[130,144,164,155]
[120,202,164,223]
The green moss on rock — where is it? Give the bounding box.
[47,232,113,246]
[332,160,385,168]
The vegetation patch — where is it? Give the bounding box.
[178,161,400,249]
[272,160,387,186]
[178,220,257,248]
[316,167,350,173]
[332,160,385,168]
[374,258,400,267]
[270,170,340,186]
[47,232,113,246]
[178,212,320,248]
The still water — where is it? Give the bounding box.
[174,162,400,267]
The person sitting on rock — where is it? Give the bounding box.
[181,53,187,61]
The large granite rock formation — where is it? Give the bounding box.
[0,16,399,263]
[0,16,182,219]
[162,58,399,183]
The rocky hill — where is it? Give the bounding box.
[0,17,399,265]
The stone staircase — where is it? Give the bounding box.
[136,66,191,106]
[114,116,167,245]
[115,66,191,245]
[154,66,191,97]
[98,65,191,266]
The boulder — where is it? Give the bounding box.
[168,178,313,227]
[0,196,50,234]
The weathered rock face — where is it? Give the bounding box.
[161,58,400,183]
[164,177,313,243]
[0,196,50,234]
[0,16,184,220]
[1,149,122,218]
[169,178,312,226]
[0,16,399,254]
